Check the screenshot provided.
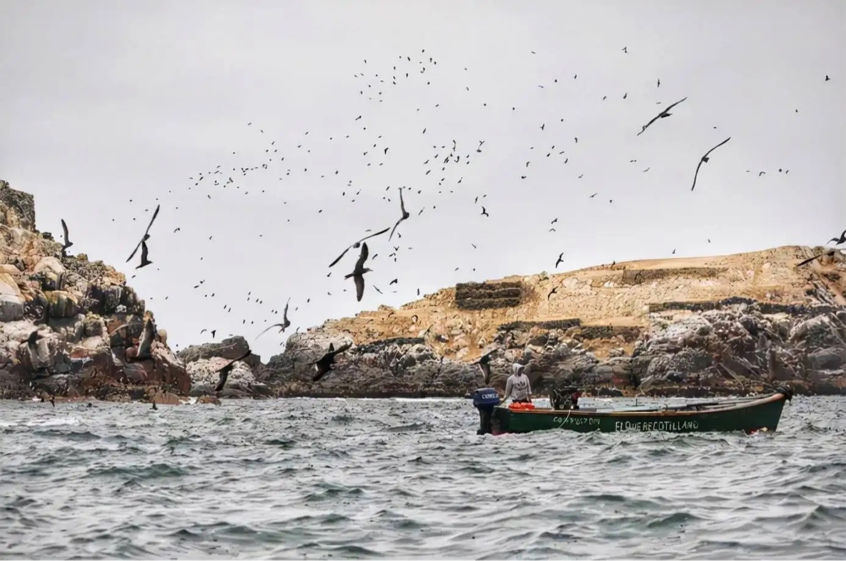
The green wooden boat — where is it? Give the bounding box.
[472,387,793,435]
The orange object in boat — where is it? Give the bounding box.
[508,402,536,411]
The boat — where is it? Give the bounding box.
[470,386,793,435]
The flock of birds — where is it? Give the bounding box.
[47,49,841,389]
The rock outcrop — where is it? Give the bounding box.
[264,246,846,397]
[177,336,271,398]
[0,179,190,401]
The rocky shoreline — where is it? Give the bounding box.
[1,179,844,403]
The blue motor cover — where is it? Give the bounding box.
[473,388,501,407]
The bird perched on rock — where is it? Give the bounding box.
[127,204,160,262]
[345,242,372,302]
[313,342,353,381]
[215,349,252,392]
[328,227,390,268]
[389,187,410,241]
[691,137,731,191]
[637,97,687,136]
[256,298,291,339]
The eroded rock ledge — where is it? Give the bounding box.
[0,180,189,402]
[260,247,846,398]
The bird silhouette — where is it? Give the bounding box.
[60,219,73,252]
[126,204,160,262]
[481,207,489,217]
[312,342,353,381]
[389,187,410,240]
[344,243,372,302]
[215,349,252,392]
[796,249,837,268]
[27,330,45,346]
[637,97,687,136]
[329,227,390,268]
[691,137,731,191]
[473,351,496,385]
[136,241,152,269]
[256,299,291,339]
[555,252,565,268]
[828,229,846,245]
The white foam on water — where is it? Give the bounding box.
[392,397,459,403]
[24,416,82,428]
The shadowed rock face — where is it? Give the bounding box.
[262,246,846,398]
[0,180,189,401]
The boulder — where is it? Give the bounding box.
[806,347,846,371]
[0,294,24,322]
[178,335,252,363]
[33,256,65,277]
[0,273,24,322]
[45,291,79,318]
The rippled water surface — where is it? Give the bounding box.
[1,396,845,559]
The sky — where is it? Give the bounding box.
[0,0,844,360]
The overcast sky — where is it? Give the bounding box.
[1,0,843,360]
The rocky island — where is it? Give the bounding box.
[1,179,844,402]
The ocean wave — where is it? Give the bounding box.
[0,396,844,559]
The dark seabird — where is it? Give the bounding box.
[473,351,496,385]
[691,137,731,191]
[637,97,687,136]
[60,219,73,251]
[555,252,565,268]
[828,229,846,245]
[796,250,838,268]
[27,330,45,346]
[312,342,353,381]
[215,349,252,392]
[344,242,372,302]
[136,241,152,269]
[481,207,489,217]
[256,299,291,339]
[126,204,161,262]
[389,187,410,241]
[547,287,558,300]
[329,227,390,268]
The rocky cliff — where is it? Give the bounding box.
[261,245,846,397]
[2,178,844,402]
[0,180,189,402]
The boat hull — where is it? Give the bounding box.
[490,392,789,435]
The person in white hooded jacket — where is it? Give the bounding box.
[502,363,532,403]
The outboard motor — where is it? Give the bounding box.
[472,388,501,435]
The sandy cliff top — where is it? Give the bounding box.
[315,245,845,362]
